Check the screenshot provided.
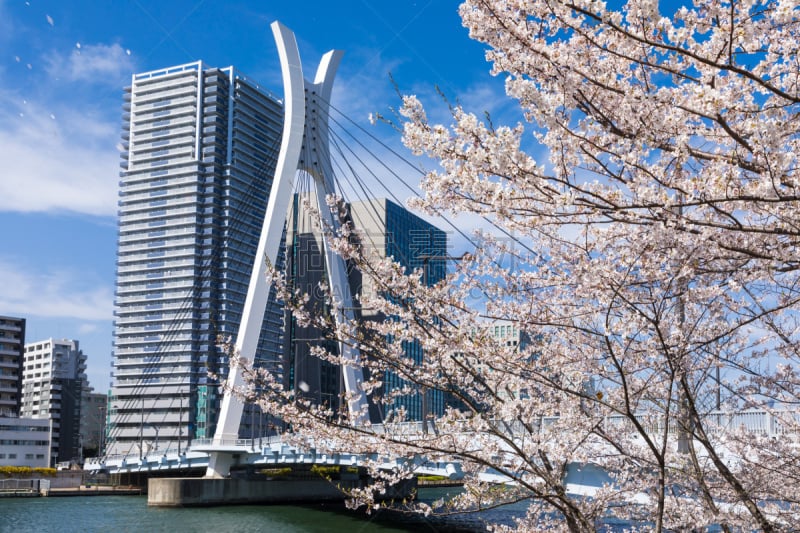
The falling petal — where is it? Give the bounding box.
[14,56,20,62]
[46,15,54,26]
[26,64,32,70]
[50,114,56,120]
[126,49,131,56]
[76,42,81,49]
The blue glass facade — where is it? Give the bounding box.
[351,198,448,422]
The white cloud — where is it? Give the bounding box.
[45,42,134,84]
[0,94,119,216]
[78,323,99,335]
[0,260,114,321]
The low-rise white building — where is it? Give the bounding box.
[0,415,50,467]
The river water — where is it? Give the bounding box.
[0,488,520,533]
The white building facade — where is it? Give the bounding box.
[108,62,285,456]
[21,339,87,466]
[0,416,50,468]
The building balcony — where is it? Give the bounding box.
[114,354,195,367]
[118,188,199,208]
[114,321,196,335]
[117,240,198,257]
[132,74,199,97]
[131,102,197,122]
[117,223,197,242]
[118,186,200,208]
[131,86,197,107]
[117,206,201,226]
[128,146,195,167]
[114,272,195,288]
[120,176,198,198]
[132,124,196,142]
[113,290,194,306]
[117,215,197,234]
[131,114,196,135]
[115,258,197,275]
[122,162,201,183]
[112,365,193,378]
[112,375,195,388]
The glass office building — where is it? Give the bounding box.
[107,62,284,456]
[285,197,448,423]
[350,198,448,422]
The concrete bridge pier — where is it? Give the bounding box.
[147,470,417,507]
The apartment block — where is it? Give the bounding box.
[108,62,285,456]
[21,339,87,466]
[0,316,25,417]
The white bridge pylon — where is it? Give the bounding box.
[206,21,369,478]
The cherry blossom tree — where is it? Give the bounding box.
[236,1,800,530]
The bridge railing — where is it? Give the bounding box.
[84,443,196,467]
[595,409,800,440]
[84,408,799,471]
[191,435,286,449]
[366,409,800,441]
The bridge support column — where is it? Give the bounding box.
[148,475,417,507]
[207,20,368,478]
[149,477,351,507]
[204,453,236,479]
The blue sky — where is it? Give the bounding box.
[0,0,509,391]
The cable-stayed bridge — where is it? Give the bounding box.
[97,22,800,516]
[86,408,798,487]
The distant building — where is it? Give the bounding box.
[488,320,534,402]
[284,196,448,423]
[81,388,108,456]
[0,315,25,417]
[21,339,87,466]
[108,61,285,456]
[443,321,535,413]
[0,415,50,467]
[489,321,529,348]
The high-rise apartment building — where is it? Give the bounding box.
[21,339,87,466]
[108,62,285,456]
[285,197,448,423]
[0,316,25,417]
